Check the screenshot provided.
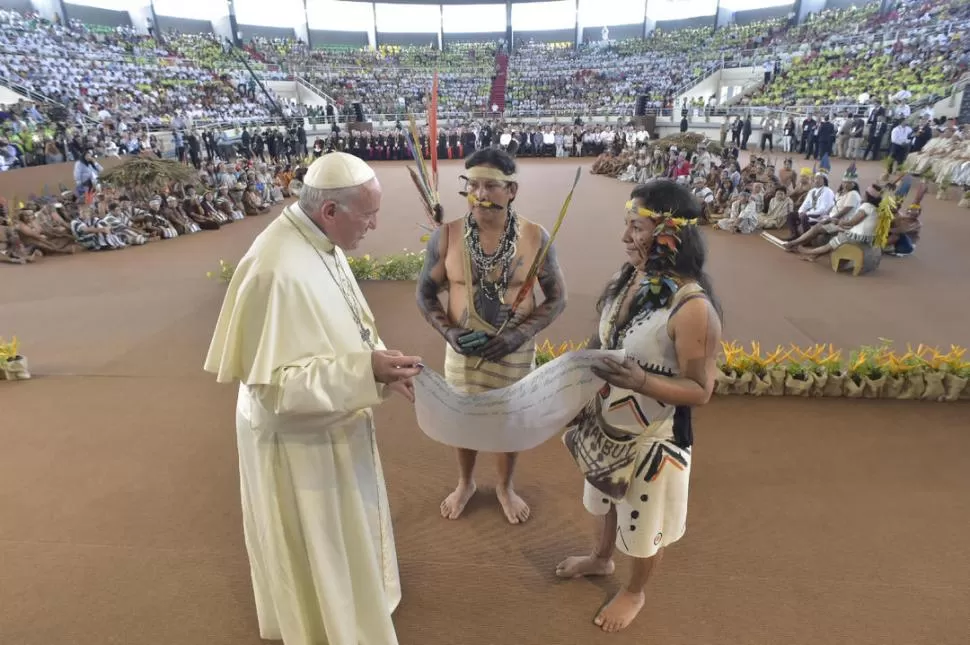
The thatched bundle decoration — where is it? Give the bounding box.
[650,132,723,157]
[99,158,200,200]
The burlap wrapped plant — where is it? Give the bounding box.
[918,345,970,402]
[844,375,865,398]
[765,367,787,396]
[881,346,930,400]
[732,371,754,395]
[822,370,847,397]
[0,336,30,381]
[714,368,737,395]
[749,372,772,396]
[942,373,968,402]
[793,344,843,397]
[783,362,813,396]
[884,373,926,400]
[2,356,30,380]
[922,371,947,401]
[935,346,970,402]
[847,344,889,399]
[863,374,887,398]
[718,341,788,396]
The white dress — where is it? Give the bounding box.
[581,282,705,559]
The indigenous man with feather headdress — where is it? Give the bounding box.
[416,148,568,524]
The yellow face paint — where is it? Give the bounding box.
[467,194,503,210]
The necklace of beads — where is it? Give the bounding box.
[464,209,518,302]
[605,269,680,349]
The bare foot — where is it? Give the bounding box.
[555,554,615,579]
[440,481,476,520]
[496,486,530,524]
[594,589,646,633]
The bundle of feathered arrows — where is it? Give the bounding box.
[404,70,443,236]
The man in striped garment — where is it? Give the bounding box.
[416,148,567,524]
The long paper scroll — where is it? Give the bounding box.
[413,350,625,453]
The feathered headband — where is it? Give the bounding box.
[625,200,695,231]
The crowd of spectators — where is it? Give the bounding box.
[297,43,496,119]
[1,0,969,176]
[743,0,970,108]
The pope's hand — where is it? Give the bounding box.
[372,349,423,384]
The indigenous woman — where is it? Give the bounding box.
[558,180,722,633]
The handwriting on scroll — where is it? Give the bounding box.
[414,350,624,422]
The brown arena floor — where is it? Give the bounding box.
[1,156,968,645]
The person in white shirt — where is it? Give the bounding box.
[785,183,886,262]
[888,121,913,172]
[793,172,837,237]
[784,166,862,250]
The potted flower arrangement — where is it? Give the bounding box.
[0,336,30,381]
[817,345,846,397]
[882,345,928,400]
[346,250,425,282]
[936,345,970,401]
[783,349,813,396]
[918,346,949,401]
[846,344,887,398]
[787,344,839,397]
[715,341,745,394]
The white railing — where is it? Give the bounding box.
[294,75,337,104]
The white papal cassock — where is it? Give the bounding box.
[204,202,401,645]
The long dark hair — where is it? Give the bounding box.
[597,179,722,320]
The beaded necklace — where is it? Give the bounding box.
[464,208,518,303]
[605,269,681,350]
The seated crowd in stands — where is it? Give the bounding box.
[743,0,969,109]
[0,0,967,181]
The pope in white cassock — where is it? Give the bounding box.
[203,152,423,645]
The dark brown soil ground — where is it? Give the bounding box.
[1,156,967,645]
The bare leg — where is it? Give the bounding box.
[595,549,664,633]
[556,504,618,578]
[440,448,477,520]
[496,452,530,524]
[783,222,826,250]
[797,244,832,262]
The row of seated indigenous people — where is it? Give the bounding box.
[704,159,922,258]
[0,161,307,264]
[592,142,922,260]
[308,121,655,163]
